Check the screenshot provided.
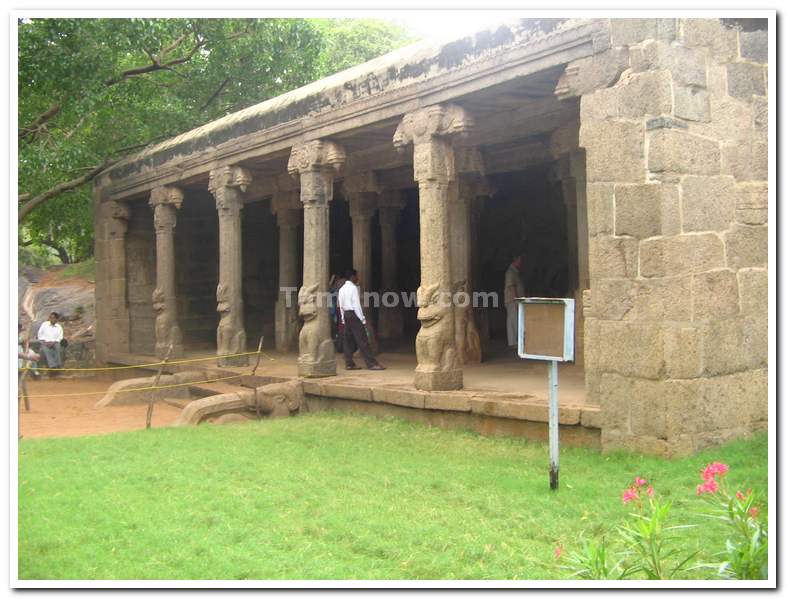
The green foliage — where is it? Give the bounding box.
[55,258,96,282]
[18,18,414,263]
[310,18,415,75]
[698,486,768,579]
[18,412,767,580]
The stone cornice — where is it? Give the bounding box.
[97,21,601,202]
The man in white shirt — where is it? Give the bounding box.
[37,311,64,374]
[504,255,526,348]
[337,269,385,371]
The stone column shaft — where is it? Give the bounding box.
[451,176,482,364]
[288,140,346,377]
[276,208,301,353]
[209,166,252,366]
[377,191,406,340]
[150,186,184,358]
[100,200,131,358]
[349,194,376,292]
[393,104,473,390]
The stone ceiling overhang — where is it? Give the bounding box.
[99,18,606,201]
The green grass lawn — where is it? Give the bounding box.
[18,412,768,580]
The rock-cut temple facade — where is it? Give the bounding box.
[93,17,769,455]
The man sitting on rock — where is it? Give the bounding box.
[37,312,64,376]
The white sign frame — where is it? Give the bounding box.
[516,297,575,363]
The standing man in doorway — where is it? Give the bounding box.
[505,255,526,350]
[338,269,385,371]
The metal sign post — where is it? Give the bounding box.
[516,297,575,492]
[548,359,559,490]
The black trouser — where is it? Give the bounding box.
[342,312,377,368]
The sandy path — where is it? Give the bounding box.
[18,377,182,439]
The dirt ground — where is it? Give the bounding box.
[18,376,182,439]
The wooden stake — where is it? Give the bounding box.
[19,370,31,412]
[250,335,264,377]
[146,344,173,429]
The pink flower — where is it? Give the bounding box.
[646,486,655,497]
[702,462,729,481]
[554,545,563,559]
[635,477,647,487]
[622,487,639,504]
[736,490,746,501]
[749,507,759,519]
[696,478,719,495]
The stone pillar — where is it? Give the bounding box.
[97,200,131,360]
[470,194,492,354]
[287,140,346,377]
[149,186,184,359]
[209,165,252,366]
[393,104,473,390]
[271,190,302,353]
[377,190,407,340]
[571,150,589,367]
[453,147,485,364]
[345,173,380,353]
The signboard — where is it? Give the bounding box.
[516,297,575,362]
[514,297,576,491]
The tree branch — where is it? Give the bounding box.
[104,31,206,86]
[18,158,115,223]
[200,77,230,111]
[19,103,61,142]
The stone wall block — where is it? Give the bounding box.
[692,269,739,321]
[639,234,725,278]
[598,373,631,433]
[647,129,720,177]
[609,18,676,46]
[737,268,768,317]
[681,175,736,232]
[726,62,766,100]
[664,325,703,379]
[739,30,768,64]
[580,71,673,121]
[614,183,677,238]
[734,182,768,225]
[580,120,645,183]
[702,316,767,376]
[680,19,739,62]
[586,183,615,235]
[556,47,630,99]
[630,40,707,87]
[588,236,638,279]
[725,223,767,269]
[674,86,710,122]
[598,321,664,379]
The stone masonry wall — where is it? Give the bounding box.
[571,18,768,456]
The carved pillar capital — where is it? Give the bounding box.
[103,200,131,238]
[287,140,346,176]
[149,185,184,209]
[150,186,183,233]
[393,104,474,183]
[209,166,252,213]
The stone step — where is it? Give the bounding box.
[189,381,248,397]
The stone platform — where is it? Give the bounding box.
[105,349,600,448]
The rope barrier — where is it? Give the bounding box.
[17,373,248,400]
[18,350,275,372]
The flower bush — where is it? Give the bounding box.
[560,463,767,580]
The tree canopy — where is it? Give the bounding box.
[18,17,415,263]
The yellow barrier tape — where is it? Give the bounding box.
[17,373,248,400]
[18,350,275,372]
